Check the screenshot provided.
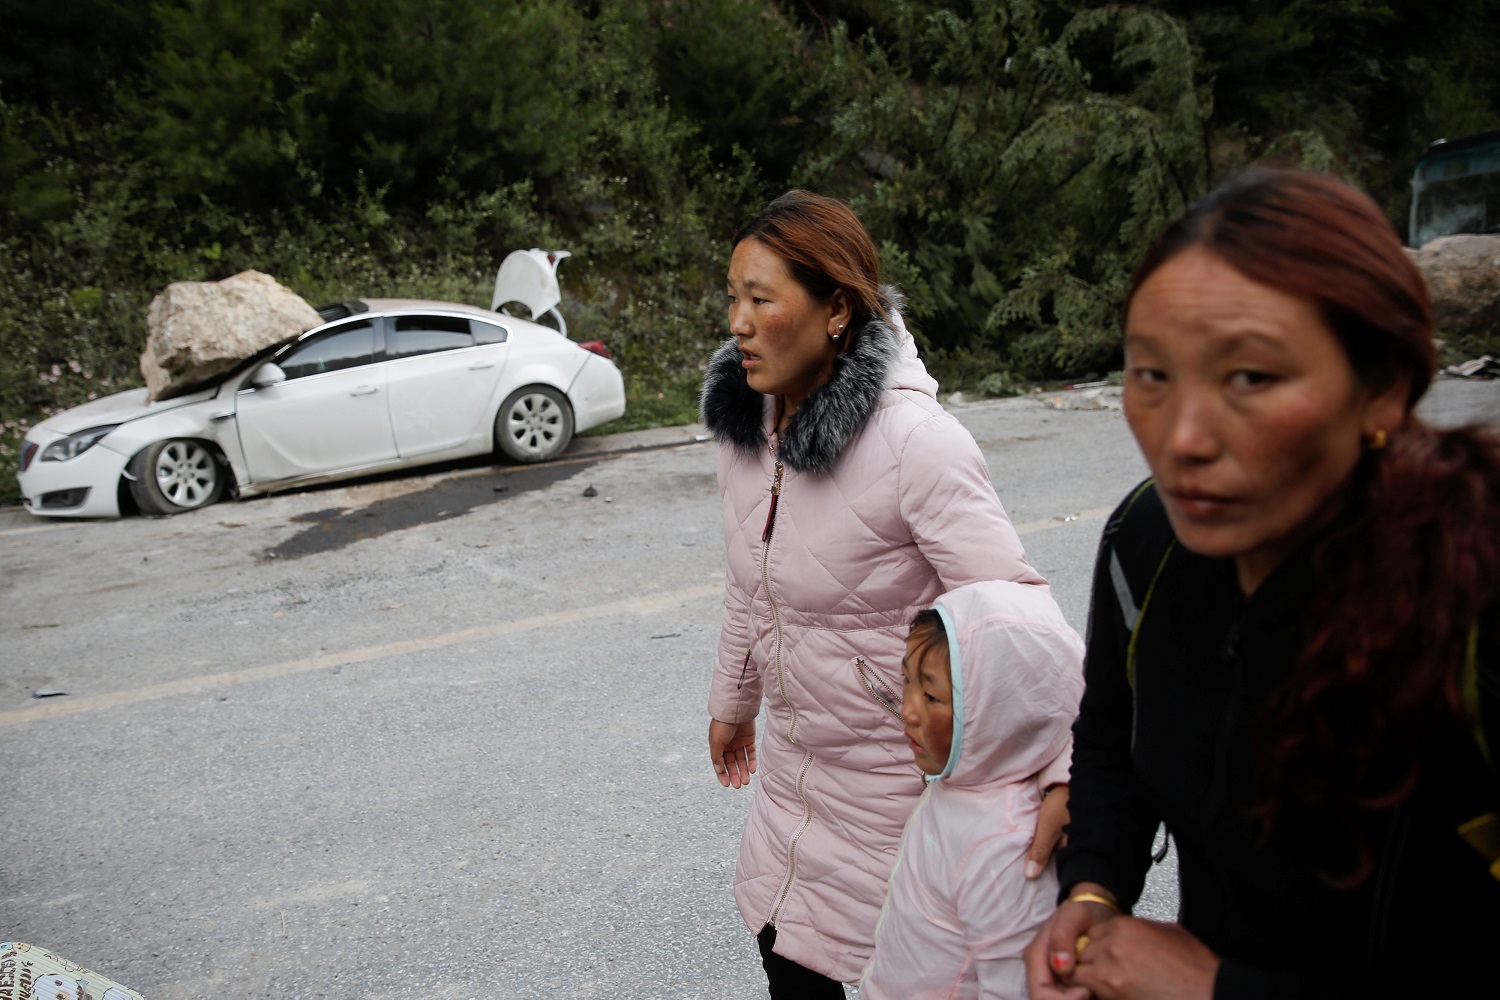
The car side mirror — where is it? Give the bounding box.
[250,363,287,389]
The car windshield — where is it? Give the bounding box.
[1410,130,1500,247]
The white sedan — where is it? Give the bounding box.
[16,298,625,518]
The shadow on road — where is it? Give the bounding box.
[260,459,598,560]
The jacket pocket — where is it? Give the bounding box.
[856,656,904,723]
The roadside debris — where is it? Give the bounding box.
[1042,387,1123,411]
[1444,355,1500,379]
[32,689,67,699]
[583,485,598,497]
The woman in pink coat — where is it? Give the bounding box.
[703,190,1065,995]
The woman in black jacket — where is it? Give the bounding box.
[1024,170,1500,999]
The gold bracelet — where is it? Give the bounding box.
[1065,892,1120,914]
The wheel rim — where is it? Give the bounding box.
[153,440,218,508]
[504,392,564,458]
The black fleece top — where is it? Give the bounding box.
[1059,481,1500,999]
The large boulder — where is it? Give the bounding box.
[1406,234,1500,341]
[141,270,323,401]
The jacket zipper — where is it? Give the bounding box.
[770,751,816,926]
[858,656,904,721]
[1367,800,1411,962]
[762,461,789,746]
[762,461,783,543]
[759,458,813,927]
[1204,619,1243,819]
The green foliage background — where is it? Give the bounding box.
[3,0,1497,504]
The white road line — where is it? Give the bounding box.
[0,581,724,728]
[2,504,1111,728]
[0,522,70,538]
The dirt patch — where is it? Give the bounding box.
[260,460,598,560]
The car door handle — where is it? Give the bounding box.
[350,386,378,396]
[210,411,235,422]
[468,362,496,370]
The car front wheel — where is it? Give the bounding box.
[495,385,573,463]
[127,439,226,515]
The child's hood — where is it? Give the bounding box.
[931,580,1085,787]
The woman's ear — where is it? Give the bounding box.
[827,290,853,337]
[1363,372,1412,442]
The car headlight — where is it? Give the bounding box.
[40,424,119,462]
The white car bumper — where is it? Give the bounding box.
[568,355,627,433]
[16,435,128,517]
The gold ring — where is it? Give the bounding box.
[1074,934,1091,961]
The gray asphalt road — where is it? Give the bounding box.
[3,379,1497,998]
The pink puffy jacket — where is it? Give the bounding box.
[860,580,1085,999]
[702,302,1053,982]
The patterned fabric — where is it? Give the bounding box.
[1,943,147,1000]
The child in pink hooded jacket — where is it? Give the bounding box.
[861,579,1086,999]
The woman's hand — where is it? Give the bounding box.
[1023,883,1118,1000]
[709,718,757,788]
[1026,783,1071,878]
[1072,917,1219,1000]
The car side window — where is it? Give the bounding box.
[278,322,378,380]
[472,319,509,345]
[390,316,475,359]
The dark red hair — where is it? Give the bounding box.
[1127,170,1434,403]
[1130,170,1500,882]
[734,189,885,337]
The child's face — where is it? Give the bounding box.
[900,634,955,775]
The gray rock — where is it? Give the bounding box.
[141,270,323,401]
[1406,234,1500,341]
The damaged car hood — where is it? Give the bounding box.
[28,386,219,438]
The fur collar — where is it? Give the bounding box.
[699,303,901,476]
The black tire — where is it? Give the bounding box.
[495,385,573,463]
[126,438,226,516]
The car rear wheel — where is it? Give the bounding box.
[126,439,226,515]
[495,385,573,463]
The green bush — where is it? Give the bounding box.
[4,0,1498,507]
